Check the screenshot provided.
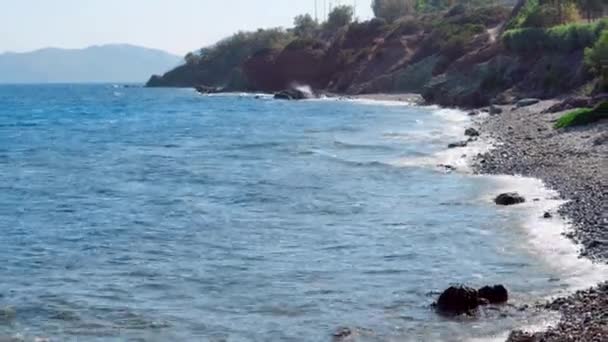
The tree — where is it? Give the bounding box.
[184,52,200,65]
[294,14,318,38]
[325,5,354,30]
[577,0,604,22]
[372,0,415,22]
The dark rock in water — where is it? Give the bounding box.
[478,285,509,304]
[195,85,224,94]
[436,285,480,315]
[332,327,353,341]
[465,128,480,137]
[274,88,310,100]
[448,141,468,148]
[438,164,456,171]
[516,98,540,108]
[489,105,503,115]
[495,193,526,206]
[468,111,479,116]
[543,212,552,219]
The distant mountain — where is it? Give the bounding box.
[0,44,182,83]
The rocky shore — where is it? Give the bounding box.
[470,100,607,341]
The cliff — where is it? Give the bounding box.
[147,4,607,108]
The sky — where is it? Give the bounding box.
[0,0,374,56]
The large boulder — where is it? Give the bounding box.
[516,98,540,108]
[495,193,526,206]
[478,285,509,304]
[274,88,312,100]
[436,285,480,315]
[465,128,480,137]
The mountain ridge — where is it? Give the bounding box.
[0,44,181,83]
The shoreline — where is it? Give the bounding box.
[310,92,607,340]
[469,100,607,341]
[189,89,607,339]
[332,93,608,340]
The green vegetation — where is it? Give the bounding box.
[584,30,608,73]
[372,0,509,21]
[510,0,580,29]
[293,14,318,38]
[554,102,608,128]
[372,0,415,23]
[325,5,354,30]
[507,0,605,30]
[503,18,608,53]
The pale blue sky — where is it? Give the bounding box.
[0,0,373,56]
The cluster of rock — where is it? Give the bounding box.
[543,94,608,114]
[435,285,509,315]
[194,85,224,95]
[273,88,314,100]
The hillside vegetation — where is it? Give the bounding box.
[147,0,607,107]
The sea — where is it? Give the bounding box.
[0,85,604,341]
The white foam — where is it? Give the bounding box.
[310,95,418,107]
[390,106,492,172]
[479,175,608,293]
[389,103,606,295]
[204,92,272,98]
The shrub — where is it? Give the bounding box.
[508,0,581,30]
[293,14,318,38]
[584,30,608,74]
[503,18,608,53]
[432,23,486,58]
[325,5,354,30]
[554,102,608,128]
[372,0,415,23]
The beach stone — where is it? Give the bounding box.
[495,193,526,206]
[448,141,468,148]
[489,105,503,115]
[516,98,540,108]
[478,285,509,304]
[436,285,480,315]
[465,128,480,137]
[543,212,553,219]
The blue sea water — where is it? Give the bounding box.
[0,85,571,341]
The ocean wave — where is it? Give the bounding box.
[333,140,396,151]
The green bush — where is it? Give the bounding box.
[325,5,354,30]
[554,102,608,128]
[432,23,486,58]
[503,18,608,53]
[584,30,608,74]
[507,0,581,30]
[372,0,415,23]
